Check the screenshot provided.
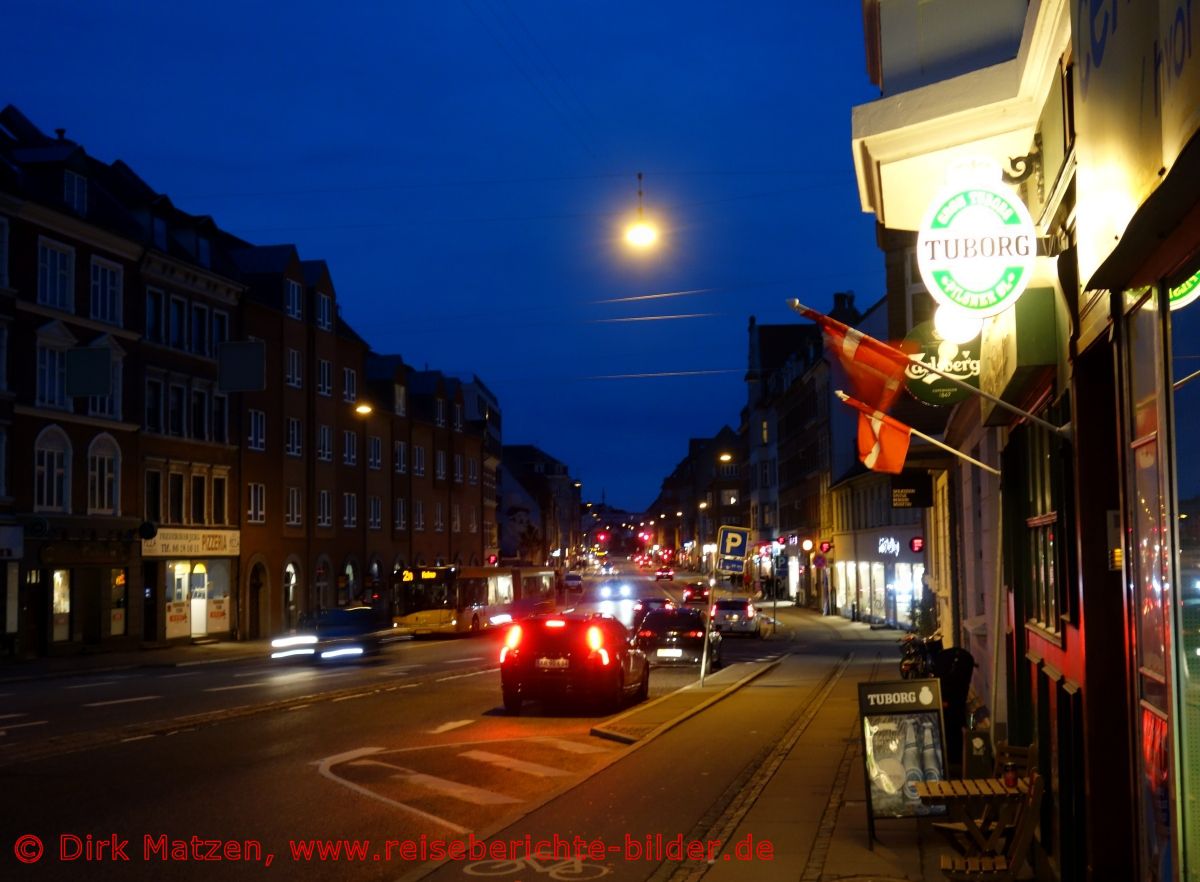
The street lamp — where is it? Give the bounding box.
[624,172,659,249]
[801,539,815,609]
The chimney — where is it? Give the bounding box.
[831,291,856,321]
[55,128,66,141]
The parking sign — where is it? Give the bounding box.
[716,526,751,573]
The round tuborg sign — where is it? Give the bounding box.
[917,181,1037,319]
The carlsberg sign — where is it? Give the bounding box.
[917,181,1037,319]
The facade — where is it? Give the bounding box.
[499,444,580,566]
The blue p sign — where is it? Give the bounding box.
[717,526,750,559]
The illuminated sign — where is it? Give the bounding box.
[1170,267,1200,312]
[902,321,980,406]
[910,537,925,553]
[878,537,901,557]
[917,180,1037,319]
[400,569,442,582]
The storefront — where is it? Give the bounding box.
[830,527,925,628]
[140,528,239,641]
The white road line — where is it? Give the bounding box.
[204,682,270,692]
[0,713,27,721]
[428,720,474,734]
[121,734,157,743]
[459,750,572,778]
[445,657,485,664]
[287,704,310,711]
[436,668,499,682]
[158,672,202,679]
[63,680,118,689]
[332,694,366,703]
[348,759,519,806]
[83,695,161,708]
[315,748,469,834]
[0,720,49,732]
[528,736,611,754]
[232,669,276,678]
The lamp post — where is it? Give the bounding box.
[354,401,373,606]
[801,538,814,610]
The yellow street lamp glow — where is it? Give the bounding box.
[718,453,732,462]
[624,220,658,248]
[354,403,373,415]
[699,501,708,509]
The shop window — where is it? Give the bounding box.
[110,569,127,637]
[52,569,70,641]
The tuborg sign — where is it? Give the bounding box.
[917,181,1037,319]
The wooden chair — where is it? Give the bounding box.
[939,770,1043,881]
[931,740,1037,854]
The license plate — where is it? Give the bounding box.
[536,657,569,669]
[656,648,683,658]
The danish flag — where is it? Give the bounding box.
[839,393,913,474]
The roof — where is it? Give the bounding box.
[229,244,299,275]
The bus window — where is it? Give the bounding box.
[490,573,514,605]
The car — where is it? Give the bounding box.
[270,606,394,661]
[635,608,721,669]
[631,595,674,627]
[563,572,584,593]
[499,613,650,714]
[681,582,711,604]
[655,566,675,581]
[596,580,633,600]
[710,598,762,637]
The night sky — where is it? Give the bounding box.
[2,1,884,510]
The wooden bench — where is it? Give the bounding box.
[940,770,1043,881]
[931,740,1037,854]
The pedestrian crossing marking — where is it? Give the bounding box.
[347,759,521,805]
[458,750,572,777]
[527,736,611,754]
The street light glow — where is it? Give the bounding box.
[718,453,732,462]
[355,403,373,415]
[624,220,658,248]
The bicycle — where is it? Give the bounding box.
[464,854,611,880]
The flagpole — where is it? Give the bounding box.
[789,299,1072,441]
[836,391,1001,476]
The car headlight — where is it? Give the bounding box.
[600,585,611,598]
[619,584,631,597]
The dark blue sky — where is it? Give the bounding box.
[3,1,883,511]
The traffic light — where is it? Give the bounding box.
[487,554,498,565]
[597,531,609,543]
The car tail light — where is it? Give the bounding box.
[586,625,603,651]
[545,619,566,628]
[710,604,717,617]
[746,604,756,618]
[687,630,704,638]
[637,629,654,639]
[500,624,522,663]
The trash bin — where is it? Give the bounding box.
[930,646,977,776]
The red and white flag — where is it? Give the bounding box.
[839,393,912,474]
[791,301,912,412]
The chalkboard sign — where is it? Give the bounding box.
[858,678,947,846]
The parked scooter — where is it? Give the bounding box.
[898,631,943,679]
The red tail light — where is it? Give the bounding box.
[545,619,566,628]
[500,624,522,662]
[586,625,603,651]
[709,604,717,617]
[746,604,756,618]
[687,630,704,638]
[637,629,654,639]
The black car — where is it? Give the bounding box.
[635,608,722,669]
[499,613,650,714]
[270,606,394,662]
[681,582,711,604]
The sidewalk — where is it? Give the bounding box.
[0,637,271,683]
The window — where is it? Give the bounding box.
[0,215,9,288]
[761,419,769,445]
[394,497,407,530]
[414,499,425,531]
[721,489,738,507]
[317,293,333,330]
[468,457,478,485]
[90,258,122,325]
[286,348,302,387]
[190,387,208,440]
[190,475,205,523]
[196,237,210,269]
[317,359,332,396]
[285,486,302,526]
[152,217,168,250]
[394,383,406,416]
[434,502,444,532]
[395,440,407,474]
[451,503,461,533]
[168,297,187,348]
[167,384,186,436]
[212,394,228,444]
[145,469,162,523]
[469,507,477,534]
[342,491,357,527]
[212,476,227,525]
[454,453,463,483]
[248,409,266,451]
[88,352,122,420]
[436,398,446,427]
[36,344,68,409]
[63,170,87,214]
[436,450,446,479]
[34,428,70,512]
[368,436,382,470]
[247,483,266,524]
[454,403,463,431]
[317,424,333,461]
[317,489,332,527]
[285,279,303,319]
[190,303,208,355]
[342,429,357,465]
[413,445,425,476]
[286,417,302,457]
[343,367,357,403]
[368,496,382,530]
[38,239,74,311]
[211,311,229,352]
[145,288,165,343]
[760,461,771,488]
[168,473,184,523]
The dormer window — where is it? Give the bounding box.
[64,171,87,215]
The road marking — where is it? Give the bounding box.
[63,680,118,689]
[348,759,520,806]
[0,713,26,721]
[377,666,423,676]
[333,693,367,703]
[315,747,469,834]
[233,669,276,678]
[459,750,571,778]
[0,720,49,733]
[287,704,310,711]
[121,734,157,743]
[204,682,270,692]
[436,668,499,682]
[83,695,161,708]
[446,657,485,664]
[528,736,611,754]
[158,672,202,679]
[428,720,474,734]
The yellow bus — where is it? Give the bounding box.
[390,565,559,635]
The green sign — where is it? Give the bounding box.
[902,321,980,405]
[1169,267,1200,312]
[917,182,1037,319]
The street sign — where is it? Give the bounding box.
[812,554,827,569]
[716,526,750,559]
[717,556,744,574]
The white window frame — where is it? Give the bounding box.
[88,349,123,420]
[454,403,463,431]
[286,279,303,319]
[469,506,478,534]
[285,486,302,526]
[286,348,302,388]
[468,457,478,485]
[394,383,406,416]
[317,489,332,527]
[368,495,382,530]
[451,503,461,533]
[394,497,407,530]
[435,450,446,480]
[317,359,332,396]
[414,499,425,531]
[37,238,74,312]
[247,483,266,524]
[434,502,444,532]
[343,429,357,466]
[36,343,69,409]
[35,427,71,512]
[342,491,357,528]
[318,424,333,462]
[394,440,407,474]
[343,367,357,403]
[89,257,122,326]
[64,170,87,214]
[286,416,303,457]
[317,293,333,331]
[248,409,266,451]
[168,295,187,349]
[211,310,229,352]
[368,435,382,470]
[436,398,446,427]
[190,302,209,356]
[413,445,425,476]
[454,453,463,483]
